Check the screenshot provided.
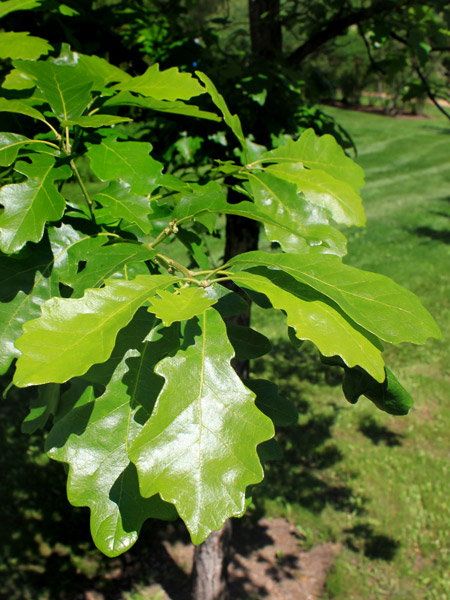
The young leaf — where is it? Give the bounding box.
[148,287,217,326]
[13,274,177,386]
[0,31,52,60]
[195,71,245,147]
[129,308,274,544]
[115,64,205,101]
[265,165,366,226]
[262,128,364,192]
[230,270,385,382]
[230,251,441,345]
[13,60,93,121]
[94,182,153,234]
[46,330,179,557]
[0,154,71,254]
[247,171,348,255]
[87,139,164,196]
[342,367,413,416]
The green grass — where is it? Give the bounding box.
[253,108,450,599]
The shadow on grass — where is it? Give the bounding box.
[344,524,400,560]
[414,226,450,245]
[358,415,404,447]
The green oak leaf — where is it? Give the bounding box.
[0,270,58,375]
[13,60,93,121]
[129,308,274,543]
[49,224,152,296]
[0,31,52,59]
[2,68,35,90]
[46,324,179,556]
[230,251,441,345]
[94,181,153,234]
[0,133,59,166]
[196,71,245,146]
[115,64,204,101]
[148,287,217,326]
[103,92,220,121]
[0,97,47,123]
[66,115,131,128]
[265,165,365,227]
[0,0,42,18]
[0,154,71,254]
[226,323,272,360]
[173,181,227,222]
[87,139,164,196]
[230,270,385,382]
[342,367,413,416]
[13,274,177,386]
[248,171,348,255]
[59,51,131,90]
[22,383,60,434]
[246,379,298,426]
[262,128,364,192]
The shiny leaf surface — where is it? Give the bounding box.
[13,275,176,386]
[263,128,364,192]
[230,251,441,344]
[0,31,52,59]
[115,64,204,101]
[148,287,217,326]
[230,270,385,382]
[129,308,274,543]
[46,328,178,556]
[87,139,164,196]
[0,154,71,253]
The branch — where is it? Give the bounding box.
[390,31,450,121]
[287,0,415,65]
[414,62,450,120]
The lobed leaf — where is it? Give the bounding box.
[46,322,179,556]
[0,31,52,60]
[13,60,93,121]
[115,64,205,101]
[230,251,441,345]
[248,171,348,255]
[265,164,365,226]
[13,274,177,386]
[262,128,364,192]
[94,181,153,234]
[129,308,274,543]
[0,0,42,19]
[148,287,217,326]
[196,71,245,147]
[104,92,220,121]
[0,154,71,254]
[87,139,164,196]
[230,270,385,382]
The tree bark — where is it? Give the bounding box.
[191,520,232,600]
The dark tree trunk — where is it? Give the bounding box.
[191,3,282,599]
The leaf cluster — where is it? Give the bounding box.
[0,8,441,556]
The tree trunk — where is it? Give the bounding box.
[191,520,232,600]
[191,3,282,599]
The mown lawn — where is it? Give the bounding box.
[253,107,450,599]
